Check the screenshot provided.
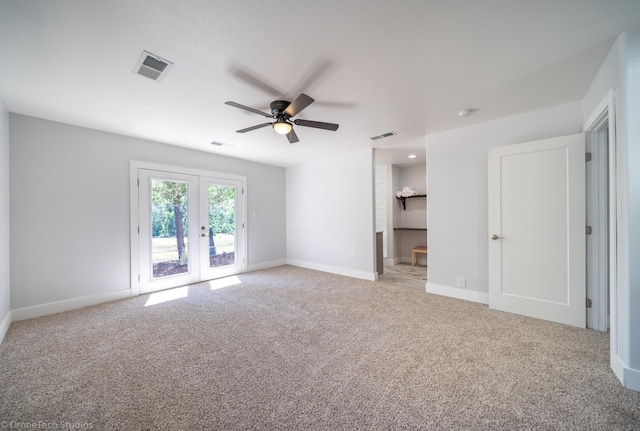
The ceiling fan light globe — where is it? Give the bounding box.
[273,121,292,135]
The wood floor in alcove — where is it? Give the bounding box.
[378,263,427,289]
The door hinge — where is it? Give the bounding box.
[138,274,140,282]
[586,298,592,308]
[137,178,140,186]
[586,152,592,162]
[242,222,245,229]
[586,225,592,235]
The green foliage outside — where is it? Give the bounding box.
[151,181,235,238]
[151,180,188,238]
[208,185,235,235]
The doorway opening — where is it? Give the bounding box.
[584,90,616,333]
[373,150,427,289]
[586,126,610,331]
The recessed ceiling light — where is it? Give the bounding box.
[408,154,417,159]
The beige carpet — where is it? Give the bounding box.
[1,265,638,430]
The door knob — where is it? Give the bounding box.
[491,234,504,240]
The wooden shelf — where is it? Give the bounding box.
[396,194,426,210]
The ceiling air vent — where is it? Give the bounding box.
[133,50,174,81]
[370,131,397,141]
[210,141,235,149]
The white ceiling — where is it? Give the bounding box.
[1,1,639,167]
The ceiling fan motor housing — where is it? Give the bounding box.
[270,100,290,117]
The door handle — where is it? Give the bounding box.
[491,234,504,240]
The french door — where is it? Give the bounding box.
[136,168,245,294]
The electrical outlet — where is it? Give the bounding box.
[457,277,466,288]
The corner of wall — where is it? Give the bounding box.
[0,310,11,344]
[425,283,489,304]
[0,98,11,344]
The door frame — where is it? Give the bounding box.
[130,161,247,296]
[583,89,618,351]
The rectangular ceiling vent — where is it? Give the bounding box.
[133,50,174,81]
[370,131,397,141]
[210,141,235,149]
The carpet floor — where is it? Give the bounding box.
[1,265,639,430]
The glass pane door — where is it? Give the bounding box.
[137,168,245,294]
[200,177,244,280]
[207,184,236,268]
[151,178,194,278]
[139,170,200,293]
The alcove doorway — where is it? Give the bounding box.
[374,146,427,289]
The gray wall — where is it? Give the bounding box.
[426,101,583,294]
[9,114,286,309]
[286,148,376,280]
[0,99,9,333]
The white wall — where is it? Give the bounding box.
[9,114,286,310]
[286,148,376,280]
[583,29,640,391]
[0,99,10,341]
[426,101,583,295]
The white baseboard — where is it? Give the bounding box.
[0,310,11,345]
[246,259,287,272]
[612,353,640,392]
[286,259,377,281]
[11,289,132,322]
[425,283,489,304]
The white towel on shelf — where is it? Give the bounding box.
[396,191,403,198]
[401,186,416,197]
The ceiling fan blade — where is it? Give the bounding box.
[289,59,333,98]
[228,64,283,97]
[286,128,299,144]
[284,93,314,117]
[236,122,272,133]
[225,101,273,118]
[293,119,339,131]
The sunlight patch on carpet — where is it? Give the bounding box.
[209,275,241,291]
[144,285,189,306]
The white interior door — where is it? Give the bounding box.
[137,168,246,294]
[488,134,586,327]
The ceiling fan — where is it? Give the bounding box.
[225,93,339,143]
